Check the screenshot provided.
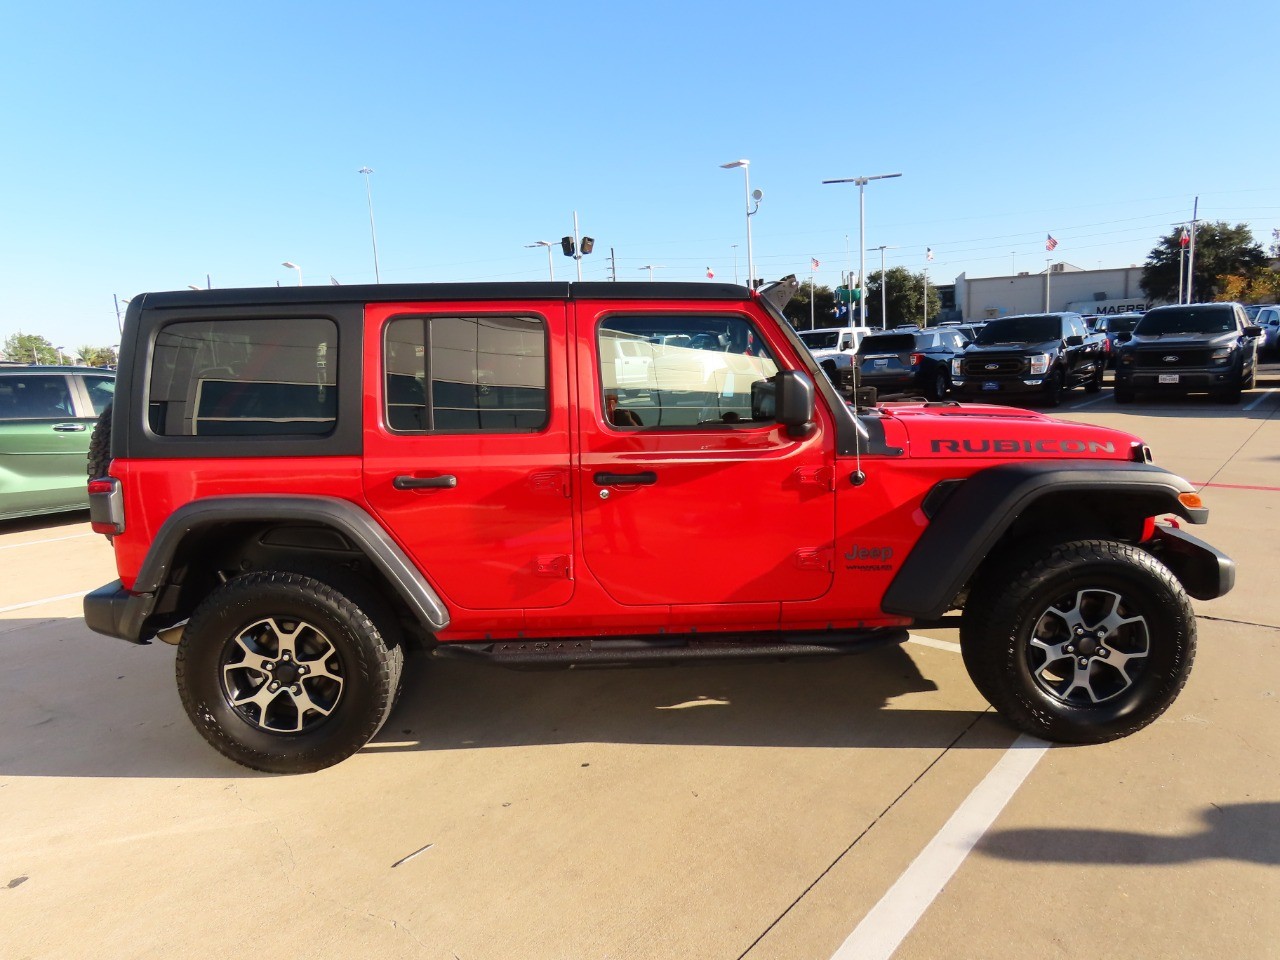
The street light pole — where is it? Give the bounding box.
[874,245,897,331]
[639,265,664,281]
[525,241,555,280]
[822,173,902,327]
[721,160,761,289]
[1185,197,1200,304]
[282,261,303,286]
[357,167,381,283]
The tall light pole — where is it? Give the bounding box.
[873,245,898,331]
[638,265,665,281]
[1045,259,1052,312]
[113,295,130,334]
[282,261,302,286]
[524,241,556,280]
[357,167,381,283]
[823,173,902,327]
[730,244,739,286]
[721,160,761,289]
[1185,197,1200,304]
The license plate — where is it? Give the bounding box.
[874,358,888,367]
[982,381,1000,391]
[1158,373,1180,384]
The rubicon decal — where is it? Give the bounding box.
[930,439,1116,454]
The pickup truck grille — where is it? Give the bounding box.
[1131,348,1212,369]
[962,355,1025,377]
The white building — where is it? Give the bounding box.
[954,264,1157,320]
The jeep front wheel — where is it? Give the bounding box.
[176,572,403,773]
[960,540,1195,744]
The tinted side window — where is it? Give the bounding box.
[148,318,337,437]
[0,375,73,420]
[81,374,115,415]
[597,314,778,429]
[384,315,548,433]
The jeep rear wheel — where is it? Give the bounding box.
[960,540,1195,744]
[176,572,403,773]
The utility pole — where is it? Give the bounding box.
[609,247,617,281]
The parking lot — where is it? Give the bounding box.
[2,375,1277,960]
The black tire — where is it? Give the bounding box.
[1114,387,1134,405]
[176,571,404,773]
[960,539,1195,744]
[1085,366,1103,394]
[929,369,948,402]
[86,404,112,479]
[1043,369,1064,407]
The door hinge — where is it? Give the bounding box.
[534,554,572,579]
[794,465,835,491]
[792,548,834,572]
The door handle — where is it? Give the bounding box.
[52,423,87,432]
[593,471,657,486]
[393,474,457,490]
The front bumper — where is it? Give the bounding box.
[1116,366,1237,391]
[1149,525,1235,600]
[952,377,1048,398]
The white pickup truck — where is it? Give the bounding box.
[797,325,874,383]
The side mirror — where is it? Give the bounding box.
[1245,324,1263,338]
[1066,334,1084,346]
[763,370,816,438]
[1115,331,1132,343]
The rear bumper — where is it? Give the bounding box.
[83,580,155,644]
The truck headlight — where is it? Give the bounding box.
[1029,353,1050,375]
[1210,345,1235,363]
[950,357,963,376]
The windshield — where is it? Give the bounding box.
[1106,315,1140,333]
[1135,306,1235,336]
[975,315,1062,345]
[799,330,840,350]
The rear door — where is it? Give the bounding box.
[361,300,575,612]
[0,372,94,517]
[574,300,836,609]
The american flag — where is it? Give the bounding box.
[706,266,715,279]
[1045,234,1059,252]
[926,247,935,261]
[1179,227,1190,248]
[811,257,820,271]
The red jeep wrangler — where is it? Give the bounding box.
[84,278,1234,772]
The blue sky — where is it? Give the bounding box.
[2,0,1277,350]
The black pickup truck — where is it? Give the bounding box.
[951,311,1106,407]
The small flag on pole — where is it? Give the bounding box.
[1179,227,1190,248]
[810,257,820,271]
[926,247,935,261]
[329,276,341,285]
[1045,234,1059,252]
[706,266,715,279]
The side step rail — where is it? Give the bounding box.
[431,628,909,668]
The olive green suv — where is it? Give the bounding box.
[0,365,115,521]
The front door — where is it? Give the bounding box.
[361,301,574,611]
[574,301,836,608]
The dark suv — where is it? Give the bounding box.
[82,280,1233,772]
[951,312,1106,406]
[854,327,967,401]
[1113,303,1263,404]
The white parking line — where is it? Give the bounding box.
[0,532,95,551]
[907,634,961,654]
[1064,392,1112,410]
[0,590,91,614]
[830,734,1050,960]
[1244,388,1275,412]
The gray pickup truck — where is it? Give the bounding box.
[951,311,1107,407]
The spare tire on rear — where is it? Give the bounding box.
[87,404,112,479]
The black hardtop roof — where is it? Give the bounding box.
[136,281,754,311]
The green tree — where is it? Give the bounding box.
[77,344,119,367]
[864,267,941,328]
[782,283,837,329]
[1140,222,1266,303]
[3,332,59,365]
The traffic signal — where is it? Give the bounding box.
[560,236,575,256]
[580,236,595,255]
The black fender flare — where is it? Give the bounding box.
[881,462,1210,620]
[85,495,449,643]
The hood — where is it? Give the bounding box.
[1126,330,1238,348]
[965,339,1059,354]
[877,402,1144,461]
